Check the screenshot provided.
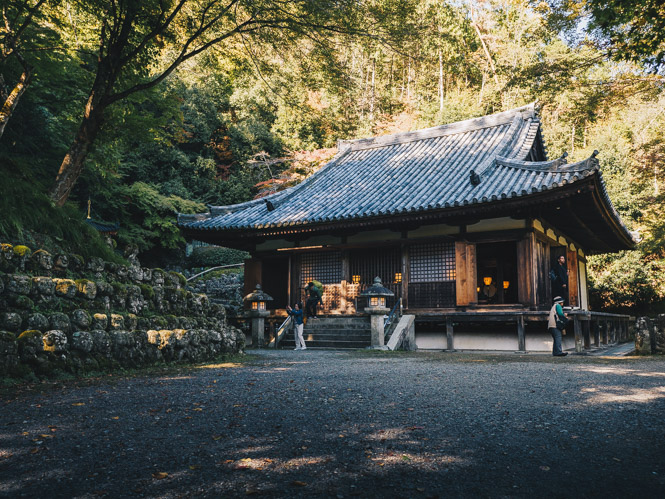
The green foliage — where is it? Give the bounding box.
[187,247,249,269]
[139,284,155,300]
[588,251,665,314]
[169,271,187,288]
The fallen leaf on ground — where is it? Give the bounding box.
[72,403,85,406]
[291,481,307,487]
[152,472,168,479]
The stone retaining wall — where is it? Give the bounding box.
[0,243,244,378]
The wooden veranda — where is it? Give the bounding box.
[416,309,632,353]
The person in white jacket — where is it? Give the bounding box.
[548,296,568,357]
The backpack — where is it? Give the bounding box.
[310,280,323,298]
[549,269,558,282]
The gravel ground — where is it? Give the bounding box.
[1,350,665,498]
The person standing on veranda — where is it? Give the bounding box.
[286,303,307,351]
[551,255,570,305]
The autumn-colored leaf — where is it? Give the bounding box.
[111,416,119,420]
[291,481,307,487]
[152,472,168,479]
[189,465,200,470]
[193,408,203,412]
[72,402,85,406]
[30,448,39,454]
[39,434,53,439]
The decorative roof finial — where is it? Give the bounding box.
[592,150,599,158]
[470,170,481,186]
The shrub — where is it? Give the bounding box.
[187,246,248,269]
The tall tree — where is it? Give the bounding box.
[49,0,369,207]
[0,0,48,139]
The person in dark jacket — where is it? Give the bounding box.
[286,303,306,350]
[305,282,323,318]
[551,255,569,305]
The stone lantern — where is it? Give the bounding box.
[360,277,394,348]
[243,284,273,348]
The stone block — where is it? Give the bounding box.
[7,274,31,295]
[71,309,92,330]
[32,277,55,296]
[53,279,77,299]
[43,330,68,353]
[86,256,105,277]
[75,279,97,300]
[90,330,111,355]
[92,313,109,330]
[110,314,124,330]
[71,331,94,353]
[26,313,49,332]
[49,313,71,334]
[1,312,22,332]
[30,250,53,274]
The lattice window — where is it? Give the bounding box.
[300,251,342,286]
[410,243,456,282]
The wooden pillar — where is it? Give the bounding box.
[602,319,609,344]
[573,315,583,353]
[446,316,455,351]
[341,251,349,313]
[593,320,600,347]
[610,320,616,343]
[401,245,409,310]
[517,314,526,352]
[583,317,590,349]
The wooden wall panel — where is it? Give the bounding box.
[517,233,537,308]
[455,241,477,306]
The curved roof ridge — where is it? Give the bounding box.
[495,153,600,172]
[339,102,538,152]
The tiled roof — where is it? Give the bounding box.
[178,104,625,240]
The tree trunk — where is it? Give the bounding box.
[438,49,443,112]
[49,93,106,207]
[0,69,31,139]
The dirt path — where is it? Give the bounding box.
[1,350,664,498]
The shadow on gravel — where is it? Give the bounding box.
[1,350,664,498]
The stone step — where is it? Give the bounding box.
[301,328,371,336]
[280,338,370,349]
[303,318,370,329]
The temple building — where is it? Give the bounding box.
[178,103,634,351]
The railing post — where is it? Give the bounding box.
[574,315,583,353]
[517,314,526,352]
[446,316,455,352]
[603,319,609,345]
[593,319,600,347]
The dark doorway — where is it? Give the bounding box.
[476,242,519,304]
[262,257,289,309]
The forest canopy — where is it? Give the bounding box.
[1,0,664,313]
